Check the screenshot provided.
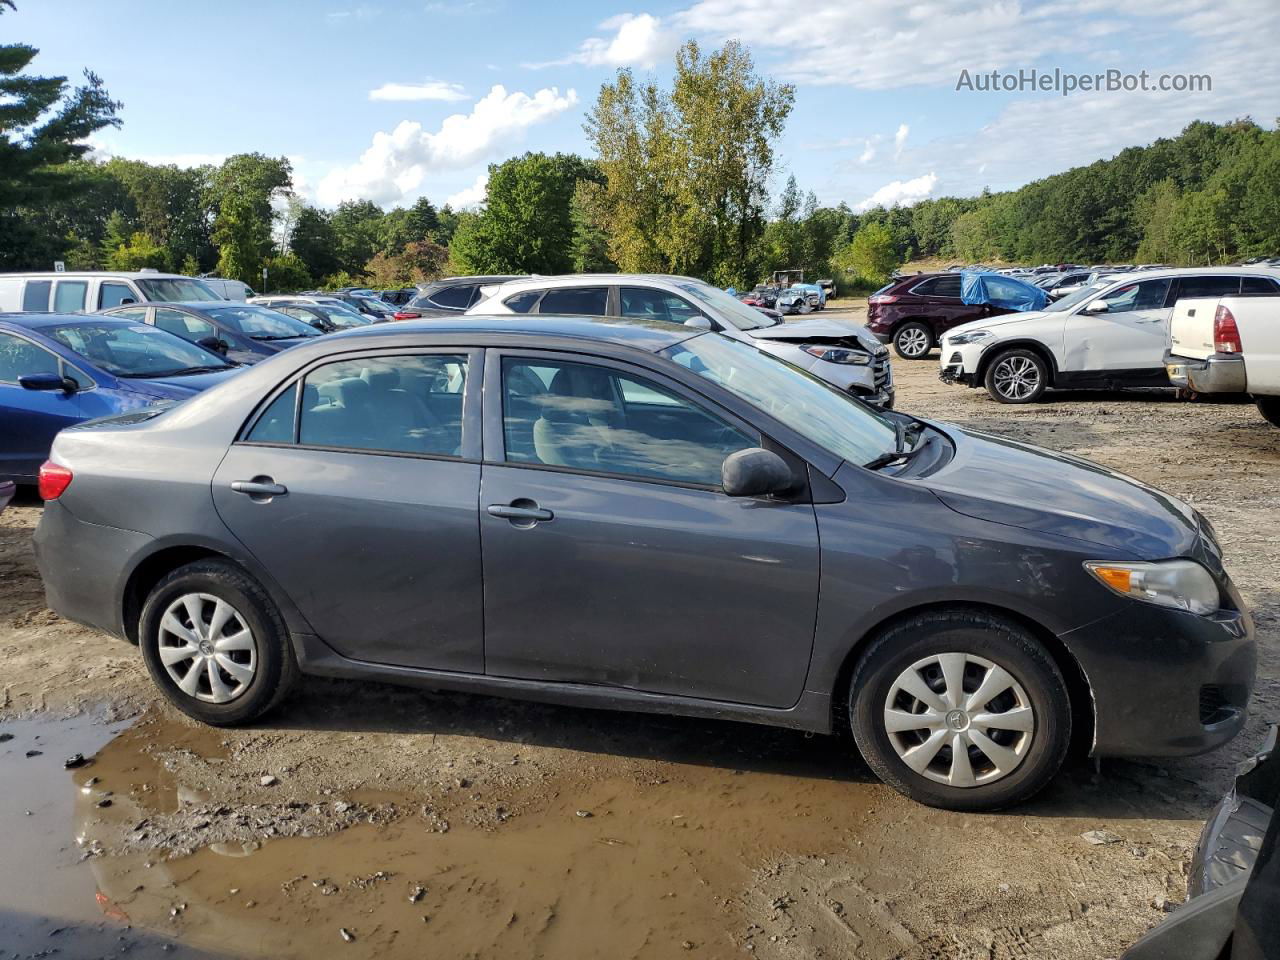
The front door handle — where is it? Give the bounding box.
[487,501,553,523]
[231,479,288,499]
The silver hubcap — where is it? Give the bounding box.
[993,356,1041,400]
[897,328,930,357]
[158,593,257,704]
[883,652,1035,788]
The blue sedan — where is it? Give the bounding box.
[0,314,242,483]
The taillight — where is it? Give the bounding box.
[38,461,73,500]
[868,295,898,304]
[1213,305,1242,354]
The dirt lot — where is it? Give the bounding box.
[1,299,1277,959]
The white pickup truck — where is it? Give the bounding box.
[1165,295,1280,427]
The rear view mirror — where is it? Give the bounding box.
[19,372,77,394]
[722,448,796,497]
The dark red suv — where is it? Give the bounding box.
[865,273,1017,359]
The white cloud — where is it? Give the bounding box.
[446,172,488,209]
[369,81,469,102]
[527,13,675,69]
[316,84,577,207]
[326,5,378,21]
[893,123,909,160]
[858,139,876,164]
[855,172,938,211]
[85,137,226,168]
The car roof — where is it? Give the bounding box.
[320,312,699,353]
[0,312,138,330]
[484,274,706,294]
[0,271,202,280]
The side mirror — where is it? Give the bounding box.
[119,297,136,306]
[308,319,327,330]
[19,372,77,394]
[1084,299,1109,313]
[196,336,229,355]
[722,448,796,497]
[683,316,713,330]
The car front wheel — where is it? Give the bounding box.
[984,348,1048,403]
[139,559,299,726]
[849,610,1071,811]
[892,322,933,360]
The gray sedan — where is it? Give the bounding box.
[33,315,1254,810]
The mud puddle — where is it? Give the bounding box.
[5,710,893,959]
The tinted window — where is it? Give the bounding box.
[1241,276,1279,295]
[98,282,136,309]
[0,332,60,383]
[428,284,474,309]
[299,355,467,457]
[1099,278,1172,314]
[503,291,541,313]
[247,383,298,444]
[22,280,51,311]
[501,357,755,486]
[537,287,608,316]
[53,281,88,312]
[154,308,217,341]
[619,287,701,324]
[1178,276,1241,299]
[912,276,961,298]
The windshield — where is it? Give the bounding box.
[1044,280,1112,313]
[675,281,776,330]
[137,277,221,302]
[45,322,234,377]
[202,304,320,339]
[663,334,898,465]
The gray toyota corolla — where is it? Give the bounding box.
[33,316,1255,810]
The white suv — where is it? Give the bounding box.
[939,267,1280,403]
[470,275,894,407]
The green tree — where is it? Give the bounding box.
[587,40,794,284]
[448,152,601,274]
[836,223,898,286]
[329,199,384,274]
[261,253,312,293]
[569,179,616,272]
[104,231,170,271]
[0,0,122,268]
[209,153,292,284]
[1134,179,1182,264]
[289,206,341,280]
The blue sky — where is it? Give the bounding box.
[11,0,1279,214]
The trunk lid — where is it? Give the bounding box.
[1169,297,1223,361]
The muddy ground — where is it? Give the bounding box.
[1,299,1276,959]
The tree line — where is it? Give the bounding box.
[3,0,1277,297]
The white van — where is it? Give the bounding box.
[199,277,256,301]
[0,270,223,313]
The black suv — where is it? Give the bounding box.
[396,275,525,318]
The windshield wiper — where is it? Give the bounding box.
[165,364,233,376]
[863,421,931,470]
[249,333,304,341]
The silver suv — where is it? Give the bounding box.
[470,274,894,407]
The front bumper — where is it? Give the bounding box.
[1060,599,1255,758]
[1190,725,1278,898]
[938,340,985,387]
[1164,351,1247,394]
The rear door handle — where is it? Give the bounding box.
[231,479,288,498]
[487,502,553,523]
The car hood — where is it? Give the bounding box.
[918,425,1202,559]
[945,311,1056,339]
[746,316,882,352]
[120,366,243,401]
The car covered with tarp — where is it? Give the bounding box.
[960,271,1049,313]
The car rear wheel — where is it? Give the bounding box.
[892,322,933,360]
[849,610,1071,811]
[984,348,1048,403]
[139,560,299,726]
[1257,396,1280,428]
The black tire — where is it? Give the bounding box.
[1256,395,1280,428]
[138,560,299,726]
[848,610,1071,811]
[892,321,934,360]
[983,347,1048,403]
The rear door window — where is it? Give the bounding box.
[21,280,51,311]
[52,280,88,312]
[1241,276,1280,295]
[1176,276,1241,300]
[503,290,542,313]
[428,285,474,309]
[537,287,608,316]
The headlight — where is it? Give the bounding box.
[802,344,871,365]
[1084,559,1221,615]
[947,330,994,346]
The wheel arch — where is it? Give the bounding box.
[975,339,1060,387]
[122,545,250,644]
[829,600,1095,758]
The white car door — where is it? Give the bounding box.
[1063,277,1173,375]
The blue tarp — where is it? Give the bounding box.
[961,271,1048,312]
